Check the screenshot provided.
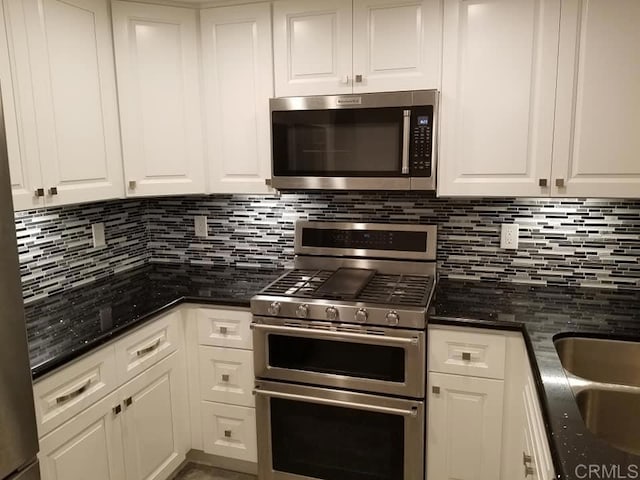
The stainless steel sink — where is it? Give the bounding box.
[555,336,640,455]
[576,389,640,456]
[555,336,640,387]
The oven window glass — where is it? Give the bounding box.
[271,398,404,480]
[272,107,404,176]
[268,334,405,382]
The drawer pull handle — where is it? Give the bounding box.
[462,352,472,361]
[136,339,161,357]
[55,380,91,405]
[113,405,122,415]
[432,386,440,394]
[524,465,534,477]
[523,452,532,465]
[221,374,230,382]
[219,326,228,335]
[224,430,232,438]
[125,397,133,407]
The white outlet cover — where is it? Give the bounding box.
[92,223,106,248]
[500,223,519,250]
[194,216,208,238]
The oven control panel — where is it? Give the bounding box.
[410,106,433,177]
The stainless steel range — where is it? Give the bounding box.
[251,221,437,480]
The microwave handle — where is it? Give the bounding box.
[402,110,411,174]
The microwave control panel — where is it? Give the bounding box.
[410,106,433,176]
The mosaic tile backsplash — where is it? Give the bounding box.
[15,193,640,302]
[15,200,149,302]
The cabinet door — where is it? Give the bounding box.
[352,0,441,93]
[39,390,125,480]
[111,1,205,197]
[201,3,273,194]
[551,0,640,198]
[273,0,353,96]
[120,353,188,480]
[427,372,504,480]
[11,0,123,206]
[0,0,44,211]
[438,0,560,197]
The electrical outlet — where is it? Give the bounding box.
[92,223,106,248]
[500,223,519,250]
[194,216,208,238]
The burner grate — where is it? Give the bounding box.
[261,270,433,307]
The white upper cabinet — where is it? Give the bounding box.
[352,0,442,93]
[551,0,640,198]
[3,0,124,209]
[0,0,43,211]
[111,1,205,197]
[274,0,441,97]
[438,0,561,197]
[201,3,273,194]
[273,0,353,96]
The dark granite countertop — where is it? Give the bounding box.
[431,278,640,480]
[25,263,283,379]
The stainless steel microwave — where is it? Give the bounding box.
[269,90,438,191]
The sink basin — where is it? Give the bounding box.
[555,336,640,387]
[576,389,640,456]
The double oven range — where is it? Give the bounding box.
[251,221,437,480]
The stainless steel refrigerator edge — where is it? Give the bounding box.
[0,87,40,479]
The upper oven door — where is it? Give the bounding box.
[270,91,437,190]
[252,318,426,398]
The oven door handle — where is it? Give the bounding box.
[401,109,411,174]
[251,323,419,346]
[253,388,418,417]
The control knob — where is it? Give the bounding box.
[355,308,368,323]
[268,301,281,316]
[296,304,310,318]
[386,310,400,326]
[325,306,339,321]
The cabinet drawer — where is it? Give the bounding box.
[199,346,255,407]
[201,401,257,463]
[197,308,252,350]
[429,327,506,380]
[33,346,117,438]
[114,311,181,384]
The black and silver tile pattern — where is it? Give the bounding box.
[15,200,149,303]
[15,193,640,303]
[147,193,640,289]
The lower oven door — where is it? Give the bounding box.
[254,380,424,480]
[252,318,425,398]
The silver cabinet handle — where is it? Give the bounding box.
[113,404,122,415]
[136,338,161,357]
[402,110,411,174]
[34,188,45,197]
[538,178,548,187]
[432,386,440,394]
[462,352,472,361]
[56,380,91,405]
[224,429,232,438]
[48,186,58,196]
[128,180,137,190]
[219,326,228,335]
[251,323,419,347]
[555,178,565,187]
[221,374,230,382]
[254,388,418,417]
[524,465,534,477]
[124,397,133,407]
[355,74,363,83]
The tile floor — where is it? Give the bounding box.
[172,463,256,480]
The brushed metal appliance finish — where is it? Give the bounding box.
[0,88,40,479]
[252,318,426,398]
[294,221,437,261]
[575,388,640,456]
[293,255,437,277]
[254,380,424,480]
[270,90,438,192]
[270,90,437,112]
[555,337,640,387]
[7,462,39,480]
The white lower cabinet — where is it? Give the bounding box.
[39,390,126,480]
[200,402,257,463]
[427,372,505,480]
[428,325,556,480]
[37,310,188,480]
